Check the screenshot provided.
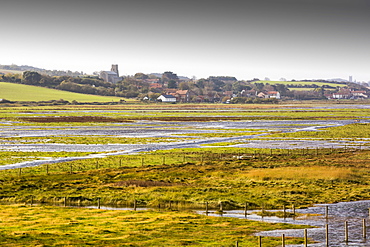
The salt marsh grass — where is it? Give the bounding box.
[246,166,355,181]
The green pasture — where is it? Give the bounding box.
[255,80,345,88]
[0,69,23,74]
[0,82,124,102]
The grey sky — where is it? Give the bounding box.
[1,0,369,81]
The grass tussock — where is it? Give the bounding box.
[246,166,355,181]
[112,180,181,187]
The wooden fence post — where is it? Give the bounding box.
[304,229,308,247]
[344,221,348,243]
[325,224,329,247]
[98,198,101,209]
[244,202,248,217]
[141,158,144,166]
[134,200,137,211]
[363,219,367,239]
[205,202,209,214]
[258,236,262,247]
[282,234,285,247]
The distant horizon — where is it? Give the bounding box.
[0,63,365,83]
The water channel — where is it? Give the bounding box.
[1,119,369,170]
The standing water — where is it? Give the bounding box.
[199,200,370,246]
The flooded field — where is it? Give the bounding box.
[1,119,369,169]
[208,200,370,246]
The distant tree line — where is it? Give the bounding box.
[0,64,83,77]
[1,69,368,102]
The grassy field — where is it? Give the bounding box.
[1,147,369,208]
[0,205,307,246]
[0,69,23,74]
[255,80,345,88]
[0,82,124,102]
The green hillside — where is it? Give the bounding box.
[255,80,345,87]
[0,82,123,102]
[255,80,346,91]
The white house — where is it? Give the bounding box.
[157,94,177,103]
[267,91,281,99]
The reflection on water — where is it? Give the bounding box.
[199,200,370,246]
[1,119,369,170]
[26,200,370,246]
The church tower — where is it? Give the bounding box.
[111,64,119,77]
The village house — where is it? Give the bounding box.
[175,90,193,102]
[149,83,163,90]
[267,91,281,99]
[351,90,368,98]
[257,91,281,99]
[157,94,177,103]
[211,92,223,103]
[257,92,267,98]
[331,89,352,99]
[240,89,257,97]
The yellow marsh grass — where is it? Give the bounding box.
[246,166,354,181]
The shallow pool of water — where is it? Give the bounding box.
[199,200,370,246]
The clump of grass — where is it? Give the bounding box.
[112,180,181,187]
[246,166,355,181]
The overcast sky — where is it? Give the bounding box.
[1,0,370,81]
